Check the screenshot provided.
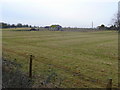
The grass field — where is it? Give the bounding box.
[2,29,118,88]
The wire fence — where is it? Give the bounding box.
[2,55,118,88]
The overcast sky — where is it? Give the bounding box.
[0,0,119,28]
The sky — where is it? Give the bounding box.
[0,0,119,28]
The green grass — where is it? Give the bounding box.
[2,30,118,88]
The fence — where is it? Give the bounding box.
[2,55,118,89]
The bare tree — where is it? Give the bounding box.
[112,14,117,29]
[114,12,120,30]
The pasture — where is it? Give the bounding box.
[2,29,118,88]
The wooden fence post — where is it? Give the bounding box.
[106,78,112,90]
[29,55,33,78]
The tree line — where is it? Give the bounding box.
[0,17,119,30]
[97,24,117,30]
[0,22,39,28]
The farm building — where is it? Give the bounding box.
[50,25,62,31]
[44,25,62,31]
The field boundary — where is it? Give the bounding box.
[2,55,118,88]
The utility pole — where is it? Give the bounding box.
[92,21,93,29]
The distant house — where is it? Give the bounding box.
[44,25,62,31]
[50,25,62,31]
